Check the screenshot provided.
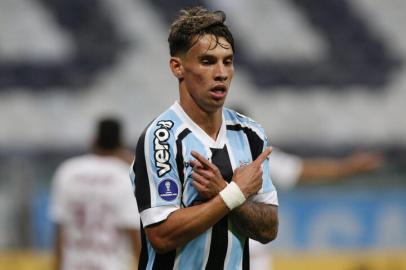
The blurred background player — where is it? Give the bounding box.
[49,117,140,270]
[255,136,383,269]
[231,106,384,269]
[250,148,383,270]
[268,148,383,190]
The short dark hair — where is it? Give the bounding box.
[168,6,234,56]
[94,118,122,150]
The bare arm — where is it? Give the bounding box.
[145,195,229,253]
[122,228,141,269]
[229,201,278,243]
[191,148,278,243]
[53,224,63,270]
[145,148,273,253]
[299,151,384,183]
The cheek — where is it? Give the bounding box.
[228,67,234,78]
[225,69,234,86]
[188,69,208,85]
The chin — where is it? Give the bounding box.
[208,102,225,113]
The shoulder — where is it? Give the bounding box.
[141,104,186,141]
[223,107,268,140]
[54,155,91,175]
[51,154,92,190]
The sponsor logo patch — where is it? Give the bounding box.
[158,178,179,201]
[154,120,174,177]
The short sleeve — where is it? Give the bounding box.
[135,120,181,227]
[250,136,279,206]
[114,175,140,229]
[48,166,69,223]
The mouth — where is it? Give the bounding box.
[210,84,227,99]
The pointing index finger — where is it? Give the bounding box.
[253,147,272,166]
[191,151,214,169]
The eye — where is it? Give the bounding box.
[224,58,233,66]
[201,58,214,65]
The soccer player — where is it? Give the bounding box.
[250,148,383,269]
[49,118,140,270]
[132,6,278,270]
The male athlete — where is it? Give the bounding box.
[133,7,278,269]
[50,118,140,270]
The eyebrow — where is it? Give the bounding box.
[198,52,234,59]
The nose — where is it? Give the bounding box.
[214,63,227,82]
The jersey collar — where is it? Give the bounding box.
[171,101,226,149]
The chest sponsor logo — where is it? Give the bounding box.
[239,160,251,166]
[154,120,174,177]
[158,178,179,201]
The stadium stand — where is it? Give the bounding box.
[0,0,406,269]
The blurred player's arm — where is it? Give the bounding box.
[299,151,384,183]
[123,228,141,269]
[53,224,63,270]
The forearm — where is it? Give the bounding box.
[300,160,352,182]
[123,228,141,267]
[229,201,278,244]
[299,152,383,183]
[53,225,63,270]
[146,195,229,253]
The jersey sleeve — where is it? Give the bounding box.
[249,130,278,206]
[48,165,69,223]
[134,120,181,227]
[113,173,140,230]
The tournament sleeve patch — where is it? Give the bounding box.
[153,120,174,177]
[158,178,179,201]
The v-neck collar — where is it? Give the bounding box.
[171,101,226,149]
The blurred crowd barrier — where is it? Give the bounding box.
[0,251,51,270]
[1,251,406,270]
[273,251,406,270]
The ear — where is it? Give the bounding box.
[169,57,183,79]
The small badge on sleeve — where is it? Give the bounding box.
[158,179,179,201]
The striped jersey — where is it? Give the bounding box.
[132,101,278,270]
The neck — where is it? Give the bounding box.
[93,148,117,157]
[179,99,223,140]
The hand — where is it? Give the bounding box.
[190,151,228,200]
[232,147,272,198]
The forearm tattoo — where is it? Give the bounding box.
[229,200,278,243]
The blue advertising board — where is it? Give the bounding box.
[273,190,406,250]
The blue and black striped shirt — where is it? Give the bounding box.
[132,101,278,270]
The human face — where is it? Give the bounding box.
[179,34,234,113]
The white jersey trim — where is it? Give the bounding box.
[250,190,279,206]
[172,101,227,149]
[140,205,179,227]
